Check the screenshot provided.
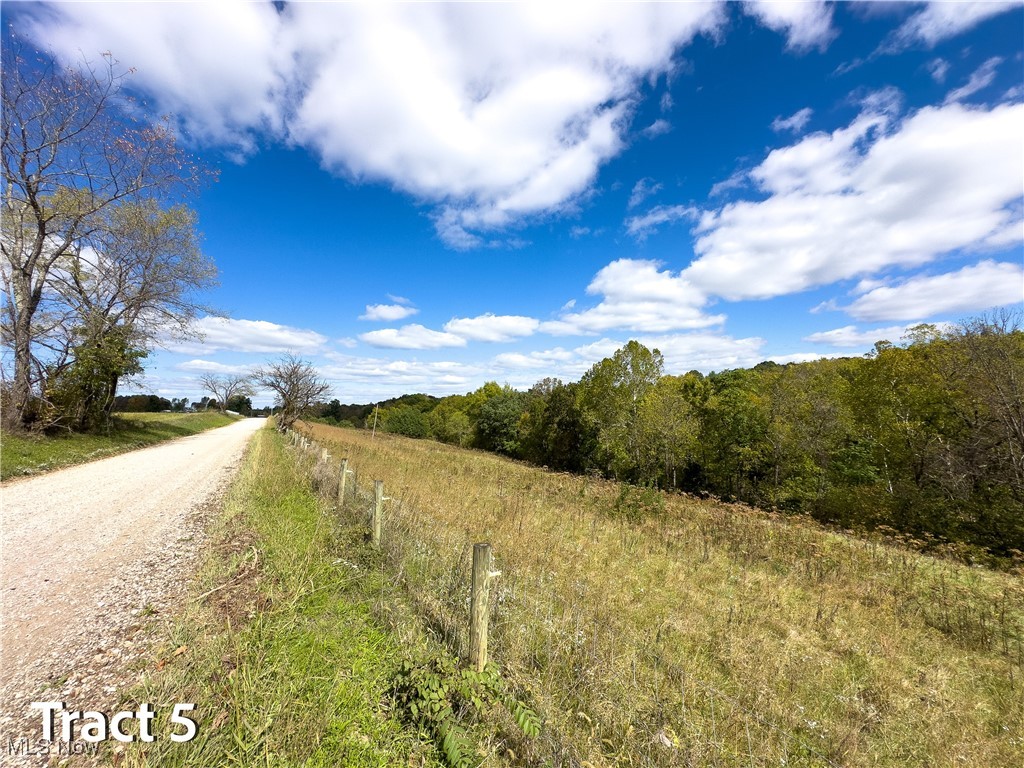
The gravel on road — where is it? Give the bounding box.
[0,417,265,765]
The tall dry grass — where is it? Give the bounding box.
[301,422,1024,767]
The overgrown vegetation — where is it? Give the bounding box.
[0,411,237,479]
[318,314,1024,563]
[302,420,1024,767]
[116,425,542,767]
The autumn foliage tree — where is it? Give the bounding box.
[1,41,209,431]
[345,315,1023,561]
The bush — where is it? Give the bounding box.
[612,482,665,523]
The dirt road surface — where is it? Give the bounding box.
[0,417,265,763]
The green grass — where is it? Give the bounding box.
[301,422,1024,768]
[0,411,240,480]
[115,425,445,768]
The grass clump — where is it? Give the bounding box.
[0,411,240,479]
[115,426,444,767]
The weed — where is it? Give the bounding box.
[613,482,666,523]
[115,427,445,767]
[393,656,541,768]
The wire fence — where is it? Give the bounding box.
[283,424,860,767]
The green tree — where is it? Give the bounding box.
[382,405,431,438]
[429,398,473,447]
[45,321,147,430]
[2,43,206,430]
[579,341,664,480]
[225,394,253,416]
[762,360,856,511]
[639,374,698,489]
[524,381,599,472]
[698,369,771,500]
[475,387,528,456]
[321,398,344,422]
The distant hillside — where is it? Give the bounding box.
[315,393,439,427]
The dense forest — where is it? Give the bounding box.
[314,313,1024,562]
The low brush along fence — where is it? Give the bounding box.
[286,428,498,673]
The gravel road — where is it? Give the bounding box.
[0,417,265,763]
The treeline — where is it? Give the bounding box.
[315,393,440,431]
[320,314,1024,560]
[111,394,255,414]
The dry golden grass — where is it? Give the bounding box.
[301,422,1024,767]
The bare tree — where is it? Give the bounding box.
[2,41,205,430]
[254,355,331,431]
[198,373,255,413]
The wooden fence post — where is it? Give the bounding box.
[321,447,330,463]
[337,459,350,504]
[470,543,496,672]
[372,480,384,547]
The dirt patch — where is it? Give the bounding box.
[203,529,268,627]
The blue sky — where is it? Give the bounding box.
[5,1,1023,405]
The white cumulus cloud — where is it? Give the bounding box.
[168,317,328,354]
[845,261,1024,322]
[360,303,420,322]
[688,100,1024,301]
[803,324,918,348]
[640,119,672,138]
[22,1,286,152]
[927,58,950,83]
[889,1,1020,49]
[21,3,732,248]
[541,259,721,336]
[492,348,576,371]
[625,204,698,240]
[628,178,664,210]
[742,0,836,51]
[175,359,255,375]
[320,354,481,399]
[771,107,813,133]
[358,324,467,350]
[443,314,540,342]
[944,57,1003,105]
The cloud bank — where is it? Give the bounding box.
[689,100,1023,304]
[22,2,728,248]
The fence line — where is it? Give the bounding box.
[280,424,843,767]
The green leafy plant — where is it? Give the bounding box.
[393,655,541,767]
[612,481,665,523]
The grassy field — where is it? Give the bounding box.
[116,425,446,767]
[298,421,1024,767]
[0,411,240,480]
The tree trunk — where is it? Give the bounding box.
[5,274,38,431]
